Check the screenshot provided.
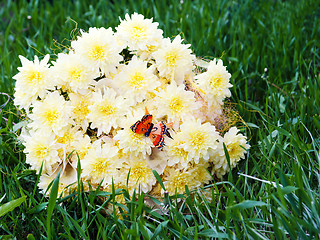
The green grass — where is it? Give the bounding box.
[1,0,320,238]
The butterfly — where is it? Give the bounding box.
[149,121,173,150]
[130,107,154,137]
[130,107,173,150]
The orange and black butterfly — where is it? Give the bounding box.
[130,107,154,137]
[149,121,173,150]
[130,108,173,150]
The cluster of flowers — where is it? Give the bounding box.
[13,13,250,198]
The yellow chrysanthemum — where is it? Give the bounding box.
[153,35,195,85]
[71,27,123,75]
[115,12,163,51]
[29,91,74,136]
[69,92,93,131]
[81,140,121,186]
[13,54,53,109]
[179,118,220,164]
[166,131,189,167]
[154,82,201,122]
[22,130,61,174]
[121,157,156,193]
[162,167,196,195]
[114,56,160,103]
[195,58,232,105]
[88,87,130,136]
[52,53,96,93]
[211,127,250,178]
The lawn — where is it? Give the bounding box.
[1,0,320,239]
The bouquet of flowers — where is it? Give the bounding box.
[13,13,250,199]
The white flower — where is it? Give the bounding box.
[153,35,195,84]
[13,55,53,109]
[162,166,197,195]
[114,56,160,103]
[116,13,163,52]
[166,131,189,167]
[154,82,200,122]
[71,27,123,75]
[195,58,232,105]
[120,157,157,193]
[113,108,153,158]
[29,91,74,136]
[179,118,220,164]
[81,140,120,186]
[211,127,250,178]
[69,92,93,131]
[52,52,96,93]
[87,87,129,136]
[23,130,61,174]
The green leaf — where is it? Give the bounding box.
[0,195,27,217]
[231,200,267,210]
[152,170,166,190]
[46,169,61,240]
[198,229,228,238]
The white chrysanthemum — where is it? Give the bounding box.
[81,140,120,186]
[153,35,195,85]
[87,87,129,136]
[29,91,74,136]
[186,160,212,187]
[211,127,250,178]
[120,157,157,193]
[154,82,200,122]
[52,52,96,93]
[166,131,189,167]
[115,12,163,51]
[162,166,197,195]
[70,133,92,162]
[179,118,220,164]
[114,56,160,103]
[69,92,93,131]
[55,127,84,154]
[71,27,123,75]
[23,130,61,173]
[195,58,232,105]
[13,55,53,109]
[113,108,153,158]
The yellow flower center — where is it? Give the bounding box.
[92,157,110,174]
[128,72,145,89]
[165,51,178,68]
[168,171,189,193]
[57,131,73,146]
[73,99,90,119]
[99,103,115,116]
[27,71,44,84]
[69,68,82,82]
[34,145,48,159]
[131,25,147,40]
[209,74,223,89]
[190,131,206,149]
[44,110,59,125]
[227,142,241,159]
[131,162,149,181]
[90,45,106,60]
[169,97,183,114]
[171,140,188,159]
